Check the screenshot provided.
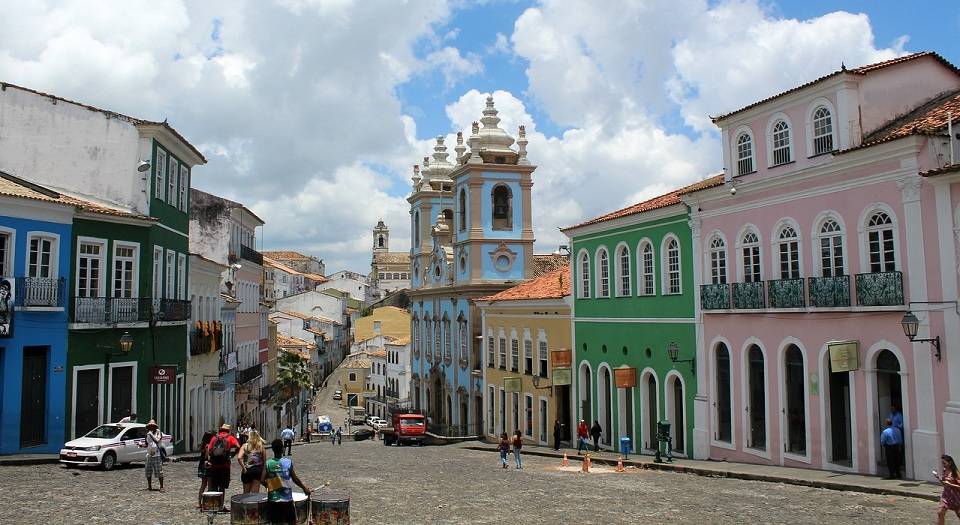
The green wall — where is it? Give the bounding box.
[149,139,190,234]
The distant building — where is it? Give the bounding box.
[262,251,325,277]
[370,220,411,298]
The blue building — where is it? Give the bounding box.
[408,97,538,433]
[0,172,74,454]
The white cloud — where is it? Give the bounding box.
[424,46,484,87]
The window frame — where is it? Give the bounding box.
[661,235,681,295]
[537,332,548,378]
[805,98,838,157]
[510,332,519,372]
[523,333,533,375]
[595,246,611,298]
[637,239,656,296]
[812,213,847,278]
[155,149,167,202]
[179,164,189,211]
[577,249,591,299]
[766,113,794,167]
[732,126,756,176]
[708,234,728,285]
[76,237,107,298]
[738,227,763,283]
[26,231,59,279]
[177,252,186,300]
[167,156,179,204]
[860,207,898,274]
[0,227,14,277]
[772,221,801,280]
[614,242,631,297]
[165,249,176,299]
[112,241,140,299]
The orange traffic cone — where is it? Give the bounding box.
[582,453,591,473]
[616,456,625,472]
[561,453,569,467]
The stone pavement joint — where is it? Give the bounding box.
[461,442,941,502]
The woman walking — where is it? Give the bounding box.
[498,433,510,469]
[196,431,215,508]
[936,454,960,524]
[237,430,266,493]
[512,430,523,469]
[590,420,603,452]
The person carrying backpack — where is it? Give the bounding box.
[206,423,240,501]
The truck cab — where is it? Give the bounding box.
[382,413,426,446]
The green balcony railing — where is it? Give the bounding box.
[808,275,851,307]
[768,278,805,308]
[700,283,731,310]
[855,271,904,306]
[732,281,765,309]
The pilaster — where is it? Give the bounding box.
[689,215,709,460]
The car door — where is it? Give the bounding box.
[121,427,147,463]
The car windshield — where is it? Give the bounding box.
[400,418,424,427]
[83,425,126,439]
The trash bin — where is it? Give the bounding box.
[655,420,673,463]
[619,436,632,459]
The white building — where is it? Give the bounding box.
[316,270,370,303]
[385,337,411,409]
[365,350,387,419]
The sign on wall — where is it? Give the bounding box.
[828,340,860,373]
[149,366,176,384]
[614,367,637,388]
[0,277,13,337]
[551,368,571,386]
[503,377,521,393]
[551,349,571,368]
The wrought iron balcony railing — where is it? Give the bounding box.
[700,283,731,310]
[14,277,66,308]
[808,275,851,307]
[72,297,191,323]
[240,244,263,265]
[855,271,904,307]
[768,278,805,308]
[237,363,262,385]
[731,281,765,309]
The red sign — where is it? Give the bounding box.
[614,367,637,388]
[551,349,572,368]
[149,366,176,384]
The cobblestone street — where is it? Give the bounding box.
[0,439,941,524]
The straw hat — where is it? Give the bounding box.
[145,419,158,430]
[220,423,232,431]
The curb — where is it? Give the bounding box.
[0,457,59,466]
[462,446,939,502]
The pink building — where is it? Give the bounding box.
[682,52,960,480]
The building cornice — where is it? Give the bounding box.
[562,203,688,239]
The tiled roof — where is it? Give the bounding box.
[373,252,411,265]
[366,350,387,358]
[275,310,310,320]
[712,52,960,123]
[263,250,313,261]
[303,273,329,283]
[479,265,571,302]
[921,164,960,177]
[277,334,310,347]
[345,358,371,369]
[386,336,410,346]
[263,257,302,276]
[2,82,206,163]
[0,171,156,222]
[859,89,960,146]
[532,254,569,277]
[564,175,723,230]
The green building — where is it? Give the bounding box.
[562,177,719,458]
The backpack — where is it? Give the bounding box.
[209,435,230,465]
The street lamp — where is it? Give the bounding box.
[667,341,695,374]
[900,311,941,361]
[119,331,134,353]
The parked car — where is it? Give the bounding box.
[333,390,342,400]
[60,423,173,470]
[352,428,374,441]
[370,419,389,430]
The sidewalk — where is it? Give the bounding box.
[460,442,942,501]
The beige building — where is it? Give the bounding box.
[370,220,410,298]
[353,306,411,343]
[340,354,372,409]
[476,265,573,446]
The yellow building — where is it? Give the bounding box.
[476,265,573,447]
[340,354,372,409]
[353,306,410,343]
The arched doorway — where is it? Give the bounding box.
[875,350,903,473]
[746,345,766,451]
[783,344,806,455]
[579,362,592,423]
[642,372,659,451]
[446,394,452,427]
[599,367,612,446]
[666,375,685,454]
[825,349,852,466]
[715,343,732,443]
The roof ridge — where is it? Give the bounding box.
[862,88,960,144]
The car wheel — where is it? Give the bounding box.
[101,452,117,471]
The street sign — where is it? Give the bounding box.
[503,377,521,392]
[210,381,226,392]
[614,367,637,388]
[148,366,176,384]
[551,367,571,386]
[551,349,571,368]
[828,340,860,372]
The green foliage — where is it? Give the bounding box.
[277,351,312,393]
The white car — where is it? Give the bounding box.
[59,423,173,470]
[367,417,388,430]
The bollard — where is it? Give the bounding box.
[561,453,569,467]
[616,455,625,472]
[582,452,591,473]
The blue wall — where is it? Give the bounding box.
[0,215,70,454]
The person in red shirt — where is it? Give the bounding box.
[576,420,589,454]
[206,424,240,498]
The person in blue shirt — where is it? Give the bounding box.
[888,404,904,477]
[880,418,903,479]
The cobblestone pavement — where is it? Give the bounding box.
[0,439,938,524]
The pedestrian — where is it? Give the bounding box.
[935,454,960,524]
[239,422,249,446]
[280,425,295,455]
[237,430,266,494]
[590,420,602,452]
[552,419,563,451]
[305,424,312,444]
[336,427,342,445]
[512,430,523,469]
[261,438,311,525]
[889,404,904,474]
[119,412,137,424]
[207,423,241,507]
[330,430,336,445]
[141,419,165,492]
[498,432,510,469]
[576,420,589,454]
[196,431,214,508]
[880,418,902,479]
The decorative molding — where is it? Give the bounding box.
[489,242,518,273]
[896,175,922,204]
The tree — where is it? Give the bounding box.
[277,350,312,400]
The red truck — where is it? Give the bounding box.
[381,413,426,446]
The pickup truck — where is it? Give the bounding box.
[381,413,426,446]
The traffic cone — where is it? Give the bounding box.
[582,453,591,473]
[616,456,625,472]
[561,453,569,467]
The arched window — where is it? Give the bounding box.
[639,241,655,295]
[664,237,681,294]
[867,212,896,273]
[783,344,806,455]
[777,225,799,279]
[459,318,468,362]
[412,316,420,359]
[579,252,591,298]
[442,209,453,224]
[434,320,441,362]
[747,345,766,450]
[443,318,451,362]
[819,219,844,277]
[812,106,833,154]
[709,237,727,284]
[414,211,420,247]
[596,248,610,298]
[616,245,631,296]
[736,132,754,175]
[424,316,433,364]
[378,235,384,248]
[741,232,761,282]
[492,185,512,230]
[772,120,791,166]
[458,189,467,232]
[715,343,731,443]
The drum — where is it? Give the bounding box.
[310,491,350,525]
[230,493,267,525]
[293,492,309,524]
[200,491,224,513]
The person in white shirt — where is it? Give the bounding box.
[118,413,137,424]
[142,419,164,492]
[280,426,295,456]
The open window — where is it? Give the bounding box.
[492,185,513,230]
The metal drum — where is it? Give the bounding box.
[310,491,350,525]
[200,491,224,513]
[230,493,267,525]
[292,492,309,524]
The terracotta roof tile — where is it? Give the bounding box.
[372,252,411,265]
[277,334,310,347]
[532,254,569,277]
[479,265,571,302]
[0,171,156,222]
[263,257,303,276]
[858,89,960,147]
[921,164,960,177]
[302,273,329,283]
[386,336,410,346]
[263,250,314,261]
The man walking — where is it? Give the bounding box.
[590,420,603,452]
[880,418,903,479]
[552,419,563,451]
[280,425,295,456]
[336,427,342,445]
[576,420,588,454]
[142,419,164,492]
[207,423,241,504]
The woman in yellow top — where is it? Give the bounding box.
[237,430,266,493]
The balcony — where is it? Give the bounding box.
[808,275,851,307]
[856,271,903,307]
[731,281,765,309]
[71,298,191,324]
[240,244,263,265]
[700,283,731,310]
[768,278,805,308]
[14,277,66,308]
[238,363,262,385]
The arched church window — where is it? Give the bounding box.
[458,189,467,232]
[492,185,513,230]
[378,235,384,248]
